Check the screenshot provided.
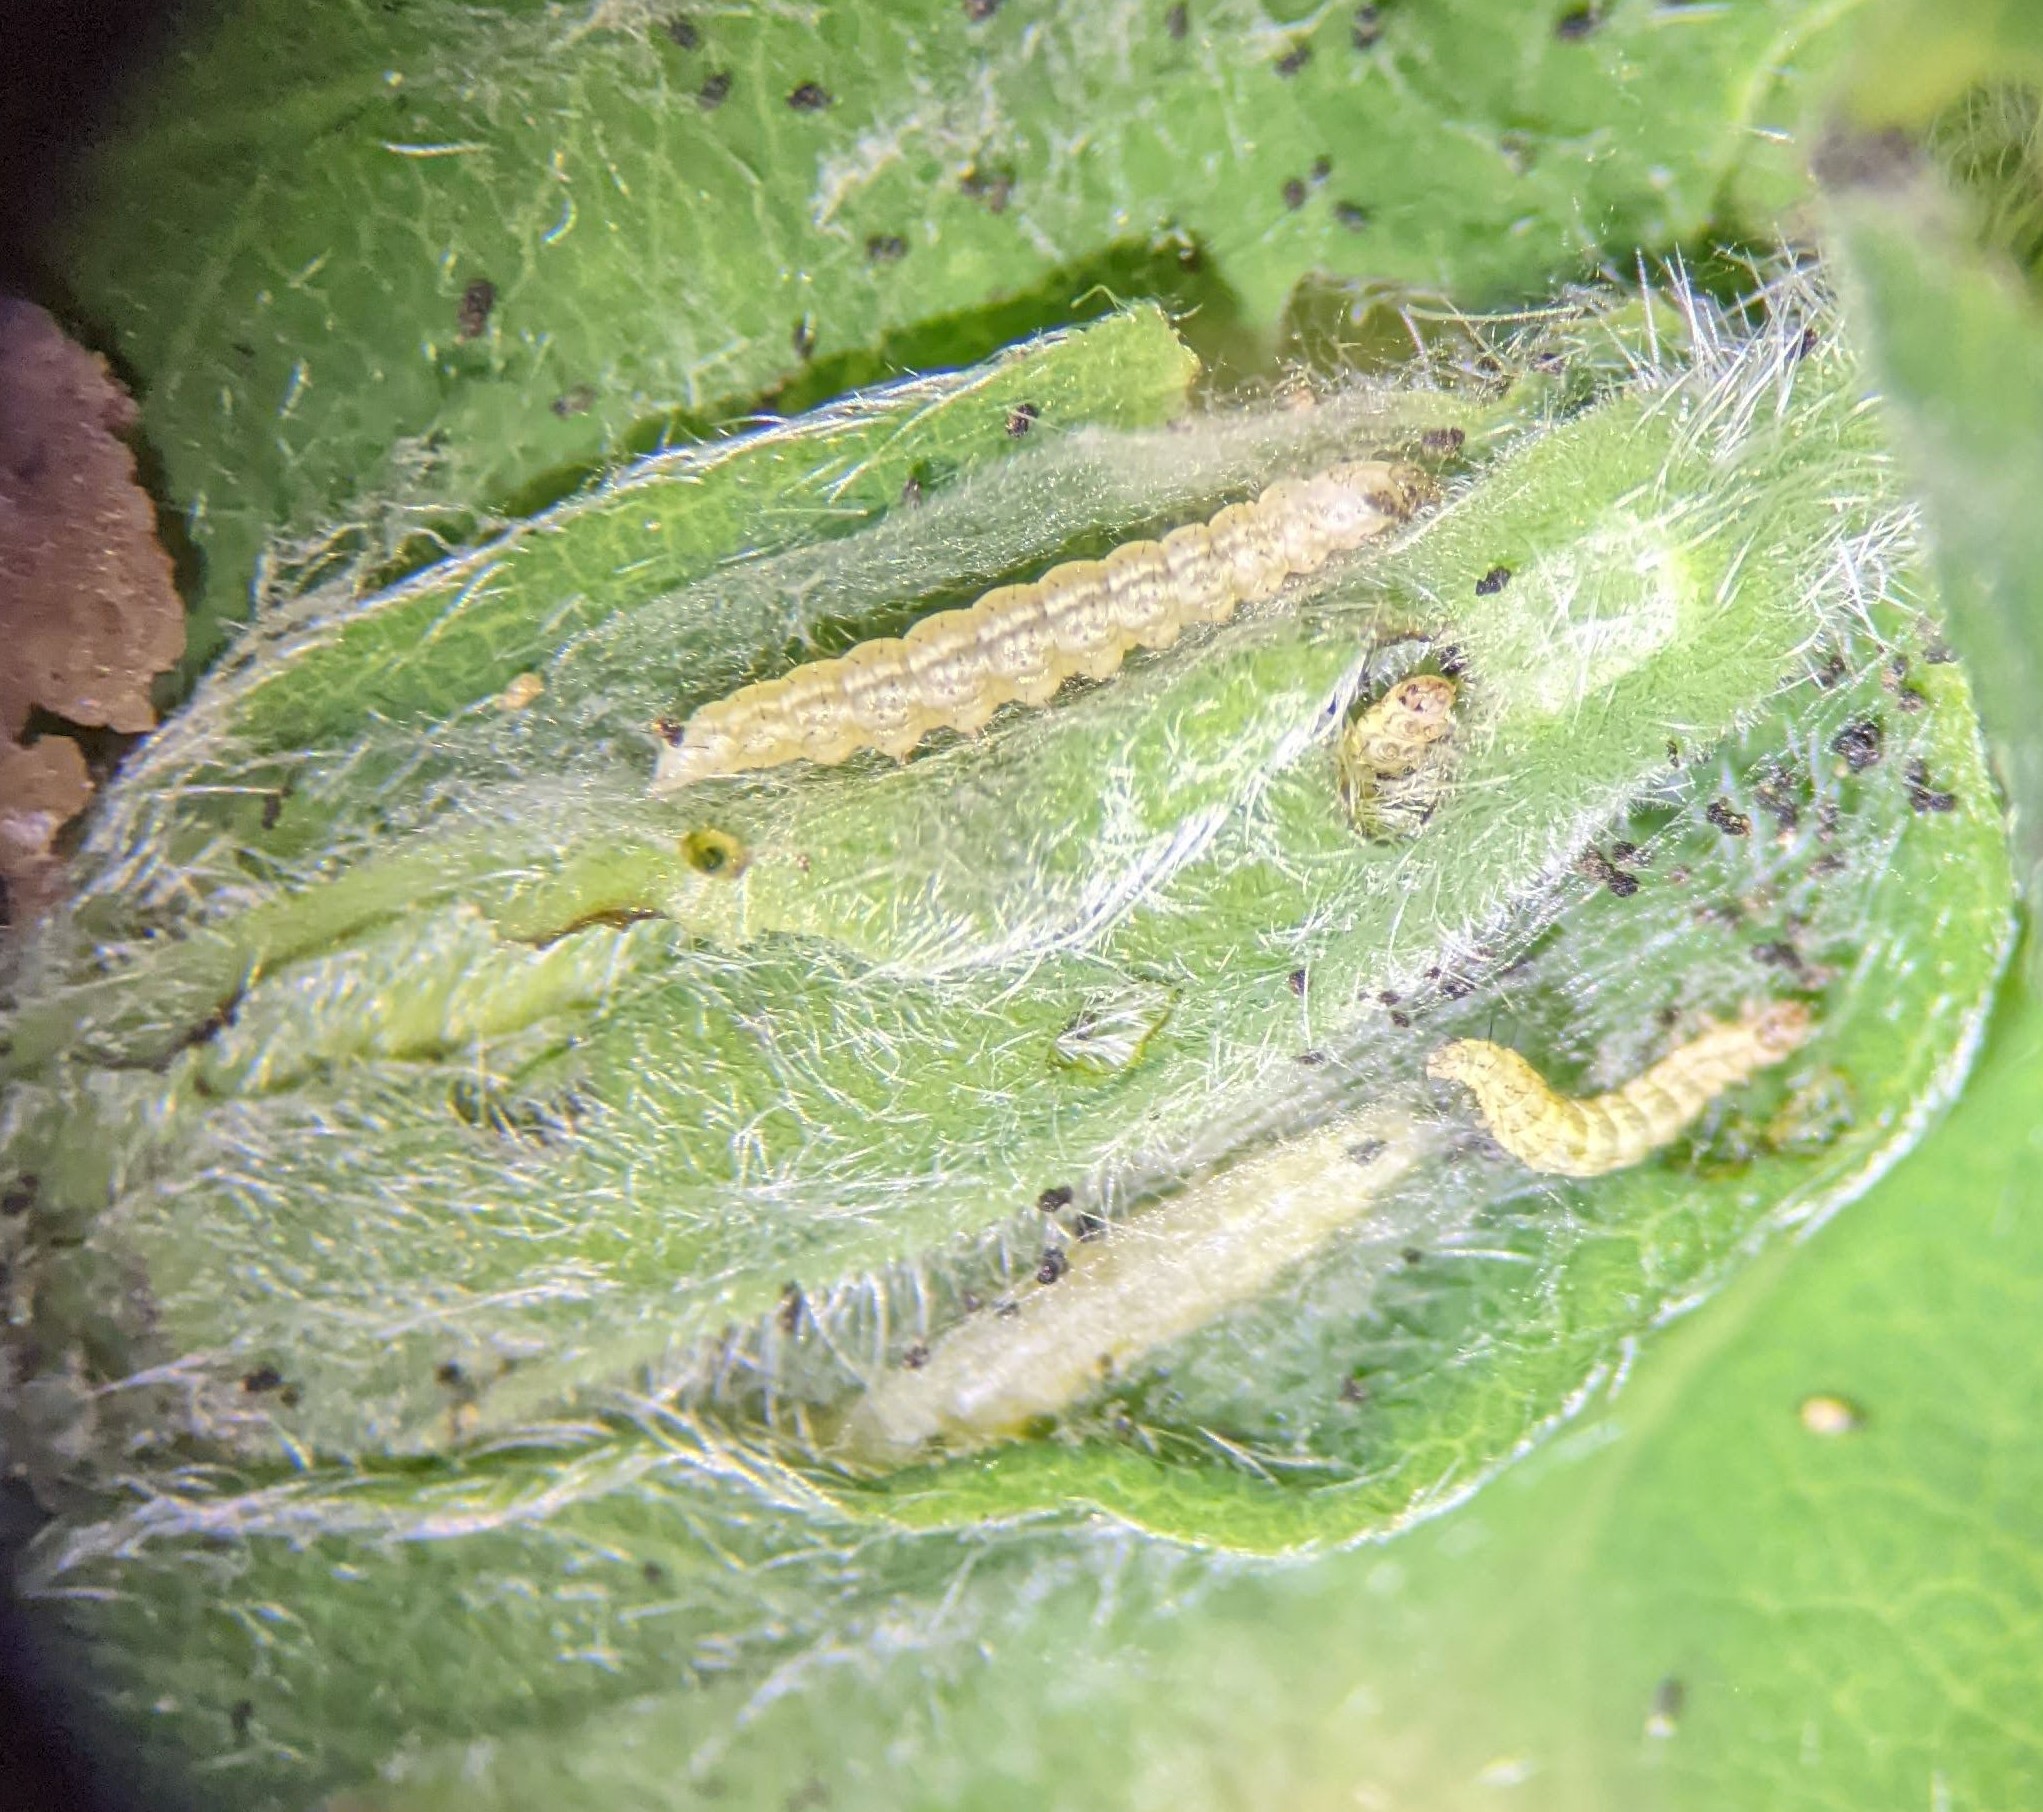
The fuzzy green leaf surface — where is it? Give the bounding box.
[52,0,1858,679]
[6,278,2018,1812]
[6,292,2005,1516]
[298,152,2043,1790]
[1828,116,2043,913]
[285,984,2043,1812]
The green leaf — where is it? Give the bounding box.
[8,270,2019,1809]
[51,0,1860,678]
[18,5,2043,1806]
[1826,113,2043,919]
[290,983,2043,1812]
[8,284,2004,1515]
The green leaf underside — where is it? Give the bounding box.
[56,0,1856,682]
[3,283,2012,1624]
[1829,139,2043,918]
[23,11,2043,1812]
[278,75,2043,1812]
[197,990,2043,1812]
[206,305,1202,758]
[22,803,2022,1810]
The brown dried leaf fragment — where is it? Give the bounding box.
[0,298,183,919]
[0,737,91,922]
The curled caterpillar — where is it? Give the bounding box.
[651,459,1434,792]
[1336,672,1458,838]
[1426,1000,1813,1177]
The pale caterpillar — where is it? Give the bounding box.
[840,1107,1427,1459]
[1426,1000,1814,1178]
[1336,672,1459,839]
[650,459,1435,792]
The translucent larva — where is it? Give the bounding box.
[1335,672,1458,838]
[1426,1000,1813,1178]
[493,671,544,712]
[650,459,1434,792]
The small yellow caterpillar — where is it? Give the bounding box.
[651,460,1434,792]
[1426,1001,1813,1178]
[1336,672,1458,838]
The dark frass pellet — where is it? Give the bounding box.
[1475,564,1512,595]
[1831,718,1884,772]
[961,164,1014,211]
[1578,846,1638,898]
[664,15,699,48]
[1036,1248,1069,1286]
[1005,401,1040,437]
[1553,6,1599,38]
[1332,200,1370,231]
[1705,798,1752,837]
[1351,4,1383,48]
[1906,758,1956,814]
[698,69,731,107]
[1276,41,1312,75]
[902,1342,931,1369]
[240,1366,285,1394]
[866,233,907,263]
[455,278,495,341]
[1754,772,1800,830]
[1036,1184,1075,1213]
[1283,177,1307,209]
[1288,967,1308,996]
[1647,1677,1686,1739]
[1165,2,1188,38]
[787,81,831,110]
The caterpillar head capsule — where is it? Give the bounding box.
[1317,460,1436,545]
[1742,997,1815,1061]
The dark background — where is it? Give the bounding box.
[0,0,194,288]
[3,5,197,1803]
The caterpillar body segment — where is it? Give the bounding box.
[651,459,1434,792]
[1427,1000,1813,1178]
[1336,672,1459,839]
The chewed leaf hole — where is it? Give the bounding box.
[680,826,748,877]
